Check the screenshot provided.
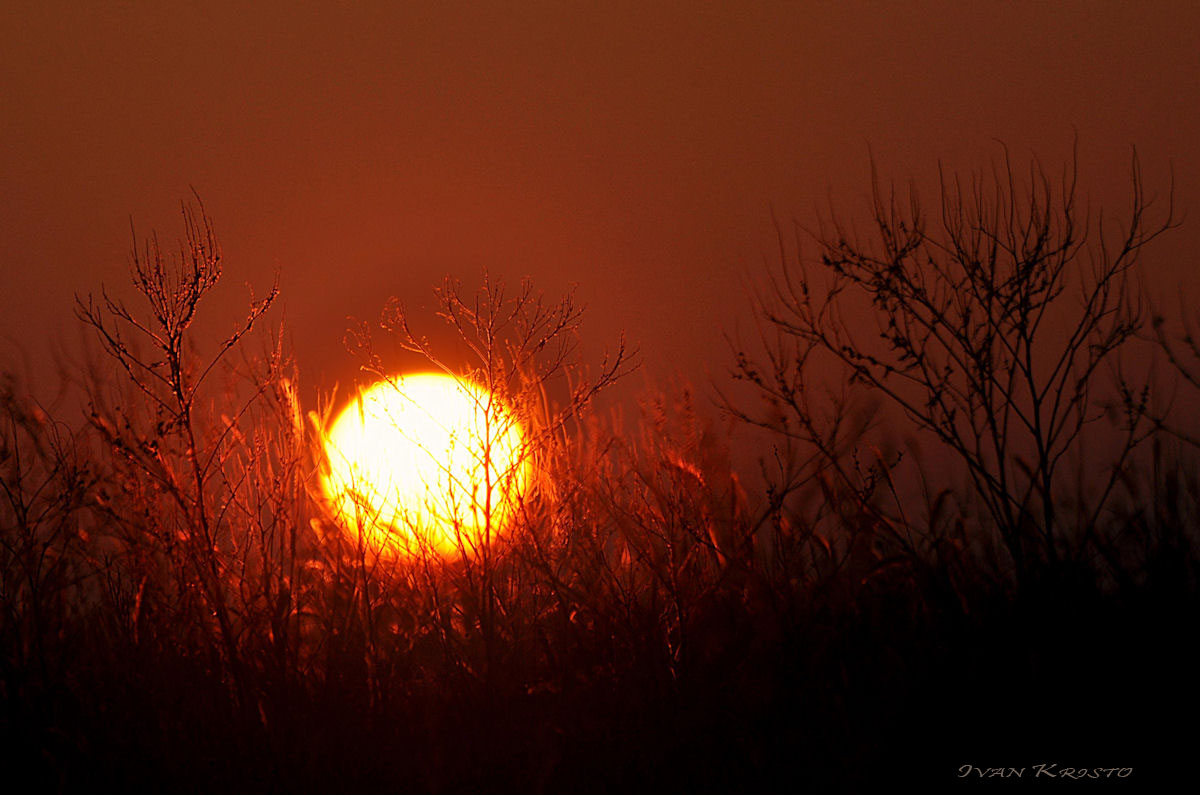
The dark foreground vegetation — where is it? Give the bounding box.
[4,154,1199,792]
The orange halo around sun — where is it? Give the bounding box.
[320,372,530,557]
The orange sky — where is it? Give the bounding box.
[3,1,1198,400]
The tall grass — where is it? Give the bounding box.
[3,176,1199,791]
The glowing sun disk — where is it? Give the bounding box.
[321,373,529,557]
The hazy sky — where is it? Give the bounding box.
[4,1,1199,401]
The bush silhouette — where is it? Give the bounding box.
[1,156,1198,791]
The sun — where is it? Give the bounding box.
[321,372,530,557]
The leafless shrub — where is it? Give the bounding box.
[730,145,1177,587]
[75,197,292,714]
[0,376,93,691]
[315,271,636,698]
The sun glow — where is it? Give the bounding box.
[321,373,530,557]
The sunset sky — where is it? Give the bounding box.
[4,1,1198,399]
